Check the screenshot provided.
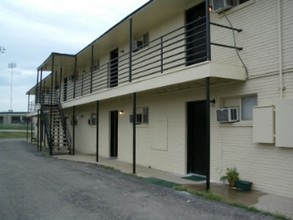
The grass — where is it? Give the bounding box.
[174,185,290,220]
[0,124,28,130]
[0,131,30,139]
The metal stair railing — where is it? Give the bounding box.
[55,91,72,154]
[40,104,53,151]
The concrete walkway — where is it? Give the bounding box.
[54,154,293,219]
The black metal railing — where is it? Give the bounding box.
[55,91,72,153]
[40,105,52,151]
[60,17,209,102]
[39,17,242,104]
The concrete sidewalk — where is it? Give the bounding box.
[54,154,293,219]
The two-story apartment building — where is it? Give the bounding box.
[26,0,293,198]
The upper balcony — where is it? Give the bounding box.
[27,0,246,108]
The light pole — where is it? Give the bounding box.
[8,62,16,112]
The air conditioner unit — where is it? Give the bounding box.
[133,40,143,52]
[216,108,239,123]
[68,74,77,81]
[213,0,233,13]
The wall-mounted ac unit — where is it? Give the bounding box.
[68,74,77,81]
[212,0,233,13]
[133,40,143,52]
[216,108,239,123]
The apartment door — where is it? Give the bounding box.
[187,101,207,175]
[185,2,207,66]
[110,48,118,88]
[110,110,118,157]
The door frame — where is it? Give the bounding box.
[186,100,207,176]
[110,110,118,157]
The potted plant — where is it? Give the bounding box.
[220,167,239,187]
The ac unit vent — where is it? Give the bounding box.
[133,40,143,52]
[216,108,239,123]
[212,0,234,13]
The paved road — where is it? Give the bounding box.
[0,139,275,220]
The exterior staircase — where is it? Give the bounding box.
[42,105,72,155]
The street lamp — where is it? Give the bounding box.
[8,62,16,112]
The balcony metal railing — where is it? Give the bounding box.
[60,17,209,102]
[34,16,242,104]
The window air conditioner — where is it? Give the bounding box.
[212,0,233,13]
[216,108,239,123]
[133,40,143,52]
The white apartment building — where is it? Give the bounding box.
[26,0,293,198]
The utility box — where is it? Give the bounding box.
[253,106,274,144]
[275,99,293,148]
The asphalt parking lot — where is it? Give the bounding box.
[0,139,276,220]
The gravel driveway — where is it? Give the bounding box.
[0,139,276,220]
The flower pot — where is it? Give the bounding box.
[236,180,253,191]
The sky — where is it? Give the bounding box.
[0,0,149,112]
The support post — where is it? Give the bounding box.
[36,70,40,151]
[205,0,211,61]
[73,56,77,99]
[96,101,99,162]
[26,93,30,141]
[90,45,94,93]
[205,77,211,192]
[132,92,136,174]
[72,106,76,156]
[60,66,63,102]
[36,70,40,104]
[129,18,133,82]
[40,68,43,152]
[30,117,33,143]
[49,56,54,156]
[37,109,40,151]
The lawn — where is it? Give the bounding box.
[0,131,30,139]
[0,124,28,130]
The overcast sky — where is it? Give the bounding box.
[0,0,149,112]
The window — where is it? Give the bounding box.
[130,107,149,124]
[220,94,257,123]
[241,95,257,121]
[133,32,149,52]
[88,113,96,126]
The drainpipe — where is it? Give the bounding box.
[278,0,283,99]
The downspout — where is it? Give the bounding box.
[278,0,283,99]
